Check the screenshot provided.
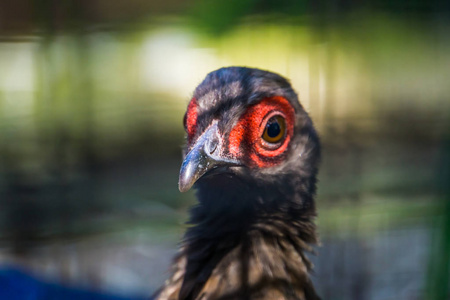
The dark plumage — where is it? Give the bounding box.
[155,67,321,300]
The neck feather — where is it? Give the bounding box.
[175,177,318,300]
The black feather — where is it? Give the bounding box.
[155,67,321,300]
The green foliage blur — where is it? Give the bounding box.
[0,0,449,298]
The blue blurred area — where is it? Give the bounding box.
[0,266,147,300]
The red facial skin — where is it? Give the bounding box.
[184,96,295,168]
[228,96,295,168]
[184,98,198,142]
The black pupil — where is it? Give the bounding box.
[267,119,281,138]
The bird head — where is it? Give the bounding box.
[179,67,320,212]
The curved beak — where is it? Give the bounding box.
[178,122,240,192]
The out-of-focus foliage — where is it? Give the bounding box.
[0,0,449,299]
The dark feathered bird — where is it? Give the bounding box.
[155,67,321,300]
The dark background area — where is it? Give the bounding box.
[0,0,449,299]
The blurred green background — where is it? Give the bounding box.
[0,0,449,299]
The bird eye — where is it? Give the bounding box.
[262,115,286,144]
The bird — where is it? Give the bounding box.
[154,67,321,300]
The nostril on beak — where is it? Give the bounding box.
[209,141,218,154]
[206,136,219,155]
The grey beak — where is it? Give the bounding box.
[178,123,240,192]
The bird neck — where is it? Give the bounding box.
[183,176,318,255]
[176,179,318,300]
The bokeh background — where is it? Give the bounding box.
[0,1,449,299]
